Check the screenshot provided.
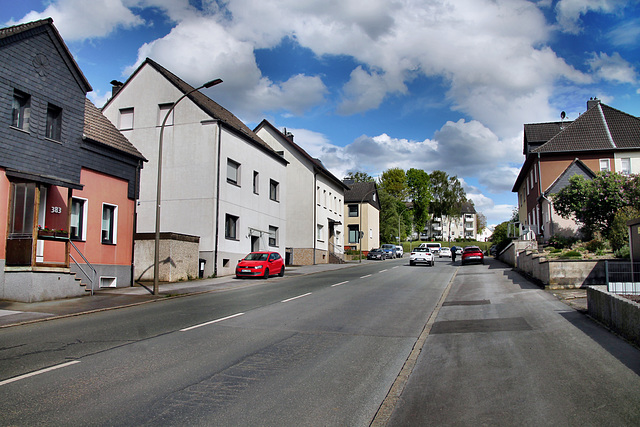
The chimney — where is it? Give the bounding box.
[283,127,294,142]
[110,80,124,97]
[587,97,600,111]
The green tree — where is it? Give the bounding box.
[378,188,400,243]
[610,206,640,252]
[344,171,374,182]
[476,212,487,235]
[490,221,511,252]
[379,168,408,201]
[553,172,640,239]
[406,168,432,232]
[428,170,467,240]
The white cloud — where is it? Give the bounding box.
[9,0,145,40]
[555,0,625,34]
[587,52,638,84]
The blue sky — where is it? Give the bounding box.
[3,0,639,227]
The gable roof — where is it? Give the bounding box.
[523,121,569,155]
[533,102,640,154]
[0,18,92,93]
[83,98,146,160]
[254,119,348,191]
[544,158,596,196]
[104,58,286,165]
[344,181,380,210]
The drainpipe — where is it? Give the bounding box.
[537,153,544,240]
[214,121,222,277]
[131,159,142,286]
[313,172,318,265]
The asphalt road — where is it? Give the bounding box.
[0,256,454,426]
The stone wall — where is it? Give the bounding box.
[134,232,199,282]
[588,286,640,348]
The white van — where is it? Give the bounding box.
[419,242,441,254]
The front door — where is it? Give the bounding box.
[6,182,37,266]
[251,235,260,252]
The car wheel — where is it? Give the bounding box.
[410,261,414,266]
[263,268,269,279]
[279,266,285,277]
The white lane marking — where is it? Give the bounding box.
[331,281,349,287]
[180,312,245,332]
[281,292,312,303]
[379,269,388,273]
[0,360,81,387]
[392,266,400,269]
[360,274,372,278]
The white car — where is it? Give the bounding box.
[395,245,404,258]
[439,247,452,258]
[410,247,434,266]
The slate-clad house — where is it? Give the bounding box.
[102,59,288,278]
[1,19,146,302]
[254,120,348,264]
[512,98,640,242]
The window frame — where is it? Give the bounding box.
[70,197,88,241]
[45,103,62,141]
[11,89,31,131]
[253,171,259,194]
[269,179,279,202]
[599,158,611,172]
[348,204,359,217]
[348,225,359,244]
[227,159,241,186]
[101,203,118,245]
[317,224,324,242]
[621,158,631,175]
[269,225,278,247]
[225,214,239,240]
[118,107,134,130]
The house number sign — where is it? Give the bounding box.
[51,206,62,214]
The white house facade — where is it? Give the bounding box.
[102,59,288,277]
[254,121,348,264]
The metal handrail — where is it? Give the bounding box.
[68,239,97,296]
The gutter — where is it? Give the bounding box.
[313,172,317,265]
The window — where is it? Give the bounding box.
[45,104,62,141]
[600,159,610,172]
[253,171,259,194]
[101,204,117,244]
[227,159,240,185]
[269,226,278,247]
[621,158,631,175]
[225,214,238,240]
[348,225,359,243]
[12,90,31,131]
[317,224,324,241]
[70,198,87,241]
[348,204,359,217]
[157,103,174,126]
[270,179,279,201]
[119,108,134,130]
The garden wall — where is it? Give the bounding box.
[588,286,640,348]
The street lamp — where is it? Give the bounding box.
[154,78,223,295]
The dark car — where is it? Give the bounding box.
[461,246,484,265]
[236,251,285,279]
[367,248,385,260]
[381,244,397,259]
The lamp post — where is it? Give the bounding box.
[358,186,377,263]
[154,78,223,295]
[398,204,412,251]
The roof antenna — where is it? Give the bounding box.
[560,110,566,130]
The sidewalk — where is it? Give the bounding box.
[0,262,361,328]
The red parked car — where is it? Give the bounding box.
[461,246,484,265]
[236,251,285,279]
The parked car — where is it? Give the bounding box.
[367,248,385,260]
[439,247,452,258]
[461,246,484,265]
[395,245,404,258]
[381,244,397,259]
[490,245,497,256]
[236,251,285,279]
[410,247,434,266]
[419,242,441,255]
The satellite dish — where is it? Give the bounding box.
[561,111,566,120]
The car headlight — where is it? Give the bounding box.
[254,265,263,269]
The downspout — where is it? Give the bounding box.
[131,159,142,286]
[313,172,318,265]
[214,121,222,277]
[537,153,544,238]
[537,152,553,239]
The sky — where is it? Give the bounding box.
[2,0,640,227]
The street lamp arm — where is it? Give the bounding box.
[154,78,223,295]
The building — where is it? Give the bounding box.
[1,19,146,301]
[343,181,380,254]
[102,59,288,278]
[254,120,348,264]
[512,98,640,242]
[424,201,478,241]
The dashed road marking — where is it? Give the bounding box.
[180,312,245,332]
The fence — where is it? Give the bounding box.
[606,260,640,295]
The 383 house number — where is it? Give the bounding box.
[51,206,62,214]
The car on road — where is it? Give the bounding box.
[439,246,451,258]
[395,245,404,258]
[367,248,385,260]
[419,242,441,255]
[381,244,397,259]
[461,246,484,265]
[410,247,434,266]
[236,251,285,279]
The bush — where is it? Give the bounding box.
[614,245,630,259]
[548,235,578,249]
[585,239,605,253]
[559,250,582,259]
[609,207,640,251]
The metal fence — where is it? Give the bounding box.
[606,260,640,295]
